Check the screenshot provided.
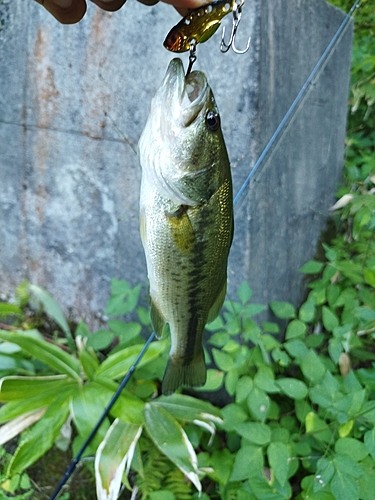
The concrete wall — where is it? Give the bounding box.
[0,0,352,326]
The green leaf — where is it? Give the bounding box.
[335,438,369,461]
[75,321,92,338]
[110,279,132,296]
[208,332,230,347]
[86,330,114,350]
[0,303,22,317]
[101,384,145,425]
[328,338,343,364]
[330,461,361,500]
[276,378,308,399]
[0,331,81,381]
[299,300,316,323]
[262,322,280,334]
[212,349,234,371]
[364,268,375,287]
[300,350,326,383]
[71,383,112,450]
[230,445,263,481]
[237,282,253,304]
[149,492,175,500]
[144,403,201,492]
[309,371,340,409]
[364,429,375,460]
[254,367,279,393]
[335,389,366,419]
[269,301,296,319]
[155,394,222,424]
[334,261,363,285]
[247,387,270,422]
[249,471,290,499]
[79,349,99,380]
[322,243,337,262]
[260,334,281,351]
[205,315,224,331]
[0,375,68,401]
[305,333,325,348]
[237,422,271,445]
[305,412,332,443]
[322,306,339,332]
[191,369,224,392]
[0,408,47,447]
[221,403,248,431]
[7,394,70,475]
[96,341,167,380]
[284,339,309,359]
[285,319,307,339]
[225,369,239,396]
[271,348,290,367]
[316,457,335,487]
[29,285,74,351]
[267,442,290,486]
[355,306,375,323]
[209,449,234,486]
[358,458,375,500]
[299,261,324,274]
[95,419,142,500]
[236,376,253,403]
[108,320,142,343]
[105,281,140,316]
[0,381,77,424]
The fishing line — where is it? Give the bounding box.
[49,2,360,498]
[233,0,360,207]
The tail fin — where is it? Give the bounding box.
[162,352,206,395]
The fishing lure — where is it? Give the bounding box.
[164,0,250,53]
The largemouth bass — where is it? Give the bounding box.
[139,58,233,395]
[164,0,238,53]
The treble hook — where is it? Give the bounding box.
[220,0,251,54]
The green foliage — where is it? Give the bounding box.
[0,281,223,499]
[0,447,33,499]
[1,262,375,500]
[197,280,375,499]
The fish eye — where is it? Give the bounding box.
[206,110,220,131]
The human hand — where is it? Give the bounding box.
[34,0,206,24]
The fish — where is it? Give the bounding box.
[164,0,237,52]
[138,58,233,395]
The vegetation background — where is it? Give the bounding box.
[0,0,374,498]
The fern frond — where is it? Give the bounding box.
[164,469,193,500]
[135,440,172,499]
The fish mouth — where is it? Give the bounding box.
[161,58,209,127]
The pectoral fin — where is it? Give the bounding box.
[167,205,195,253]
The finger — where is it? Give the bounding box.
[160,0,208,17]
[161,0,207,10]
[90,0,127,12]
[137,0,160,6]
[34,0,87,23]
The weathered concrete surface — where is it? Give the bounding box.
[0,0,352,325]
